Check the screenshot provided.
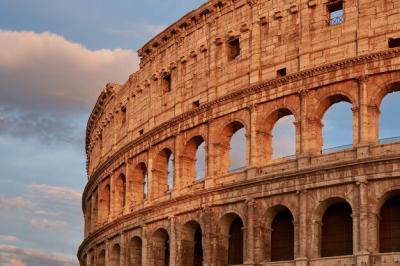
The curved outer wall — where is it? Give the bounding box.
[80,0,400,265]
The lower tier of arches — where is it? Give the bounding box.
[79,157,400,266]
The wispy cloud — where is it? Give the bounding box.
[106,21,166,39]
[29,184,82,203]
[30,219,67,231]
[0,245,77,266]
[0,235,19,243]
[0,196,32,209]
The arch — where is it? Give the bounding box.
[181,220,203,266]
[100,183,110,223]
[378,87,400,141]
[218,212,244,265]
[152,228,170,266]
[371,80,400,108]
[313,93,354,153]
[379,192,400,253]
[152,148,174,198]
[98,249,105,266]
[219,121,247,173]
[181,135,206,187]
[110,243,121,266]
[264,108,297,160]
[129,236,142,266]
[115,174,126,214]
[132,162,148,204]
[320,200,353,257]
[270,207,294,261]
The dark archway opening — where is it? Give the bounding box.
[228,217,244,265]
[194,227,203,266]
[380,196,400,252]
[321,202,353,257]
[271,209,294,261]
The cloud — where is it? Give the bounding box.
[29,184,82,203]
[0,235,19,243]
[0,245,77,266]
[34,210,64,217]
[0,30,139,145]
[0,196,32,209]
[30,219,67,231]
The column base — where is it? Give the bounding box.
[356,252,370,266]
[295,257,309,266]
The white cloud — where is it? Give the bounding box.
[0,196,32,209]
[0,30,138,112]
[0,245,77,266]
[0,235,19,243]
[29,184,82,202]
[30,219,67,231]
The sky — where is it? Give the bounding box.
[0,1,399,265]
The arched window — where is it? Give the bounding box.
[100,183,110,223]
[181,136,206,187]
[153,148,174,198]
[218,213,244,265]
[181,221,203,266]
[220,121,246,173]
[98,250,105,266]
[228,217,244,265]
[129,236,142,266]
[271,209,294,261]
[321,202,353,257]
[153,229,170,266]
[379,91,400,142]
[320,96,353,153]
[380,196,400,252]
[110,244,121,266]
[115,174,126,214]
[132,162,147,204]
[271,112,296,159]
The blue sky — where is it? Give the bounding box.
[0,1,399,265]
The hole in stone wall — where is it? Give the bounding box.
[327,0,344,26]
[389,38,400,48]
[193,100,200,108]
[277,68,287,77]
[228,38,241,61]
[162,73,172,92]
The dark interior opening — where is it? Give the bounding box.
[277,68,287,77]
[228,38,241,61]
[380,196,400,252]
[228,217,244,265]
[389,38,400,48]
[271,209,294,261]
[194,227,203,266]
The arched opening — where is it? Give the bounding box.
[132,162,147,204]
[92,190,98,231]
[267,109,296,159]
[98,250,105,266]
[115,174,126,214]
[153,228,170,266]
[129,236,142,266]
[321,202,353,257]
[110,243,121,266]
[218,213,244,265]
[90,255,94,266]
[380,195,400,252]
[220,121,246,173]
[319,95,353,153]
[271,208,294,261]
[181,221,203,266]
[379,88,400,143]
[152,148,174,198]
[181,136,206,187]
[100,183,110,223]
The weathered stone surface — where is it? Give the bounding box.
[79,0,400,265]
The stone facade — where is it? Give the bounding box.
[78,0,400,265]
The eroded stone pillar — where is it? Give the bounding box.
[245,199,255,265]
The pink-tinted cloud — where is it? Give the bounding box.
[0,245,77,266]
[29,184,81,202]
[30,218,67,231]
[0,235,19,243]
[0,30,138,113]
[0,196,32,209]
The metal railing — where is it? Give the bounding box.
[379,136,400,145]
[322,143,353,154]
[328,14,344,26]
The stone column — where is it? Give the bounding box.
[142,224,149,266]
[356,76,370,145]
[296,190,309,266]
[245,199,255,265]
[202,207,213,266]
[248,104,258,167]
[356,177,370,265]
[120,233,127,266]
[170,216,177,266]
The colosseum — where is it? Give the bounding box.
[78,0,400,265]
